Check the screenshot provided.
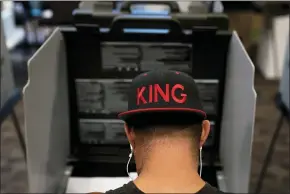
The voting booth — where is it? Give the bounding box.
[23,14,256,193]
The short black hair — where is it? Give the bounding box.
[126,112,203,129]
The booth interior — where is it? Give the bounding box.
[24,11,256,194]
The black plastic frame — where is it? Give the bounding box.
[73,11,229,31]
[61,16,231,166]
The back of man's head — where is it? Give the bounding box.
[119,70,210,175]
[113,70,221,193]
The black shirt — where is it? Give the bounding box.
[105,181,224,194]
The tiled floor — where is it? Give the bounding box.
[0,52,289,193]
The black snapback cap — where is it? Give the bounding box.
[118,70,207,126]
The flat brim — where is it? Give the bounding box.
[118,108,206,126]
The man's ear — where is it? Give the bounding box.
[200,120,211,147]
[124,123,135,147]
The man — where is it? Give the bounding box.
[92,70,224,194]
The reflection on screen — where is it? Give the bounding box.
[130,4,170,15]
[76,79,131,114]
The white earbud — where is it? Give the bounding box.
[129,144,133,155]
[127,144,134,180]
[199,147,203,177]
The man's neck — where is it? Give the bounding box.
[134,146,205,193]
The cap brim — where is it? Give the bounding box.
[118,108,206,125]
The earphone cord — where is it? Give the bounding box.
[199,148,203,177]
[127,153,133,181]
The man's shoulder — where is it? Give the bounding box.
[89,182,134,194]
[89,183,226,194]
[197,183,226,194]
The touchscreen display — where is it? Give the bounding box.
[76,79,131,114]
